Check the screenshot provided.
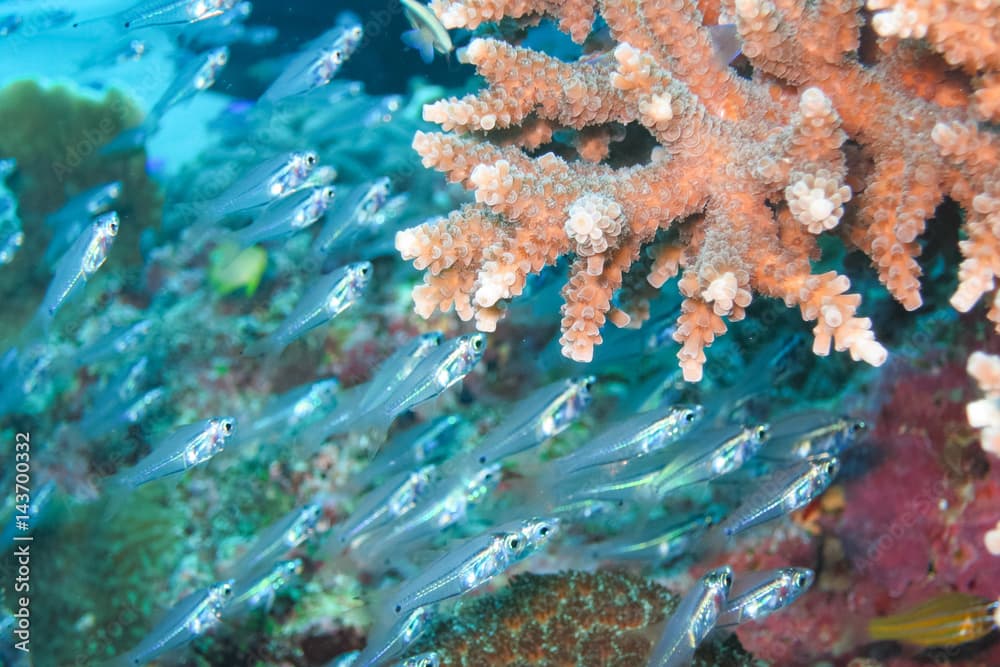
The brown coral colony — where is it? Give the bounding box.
[395,0,1000,381]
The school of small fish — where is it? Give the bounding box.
[2,1,992,666]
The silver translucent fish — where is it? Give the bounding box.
[721,454,840,536]
[648,566,732,667]
[388,518,545,616]
[240,377,340,444]
[245,261,371,357]
[717,567,814,628]
[114,580,234,666]
[195,150,319,225]
[379,333,487,420]
[588,510,721,564]
[470,376,595,466]
[45,181,122,230]
[260,21,364,103]
[759,410,866,461]
[233,185,335,247]
[85,0,239,30]
[36,211,118,326]
[112,417,236,490]
[352,606,434,667]
[226,559,302,617]
[229,503,322,577]
[397,652,441,667]
[334,465,436,547]
[356,414,463,487]
[311,177,391,259]
[75,318,154,367]
[357,332,444,415]
[559,403,704,473]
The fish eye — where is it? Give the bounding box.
[722,572,732,587]
[109,221,119,233]
[825,461,837,475]
[306,154,316,165]
[755,424,769,439]
[472,337,483,351]
[394,604,402,613]
[222,420,233,434]
[538,525,550,537]
[851,420,866,433]
[795,573,807,587]
[684,410,696,423]
[506,535,521,551]
[360,264,370,275]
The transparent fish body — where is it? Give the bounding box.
[312,177,391,258]
[243,377,340,443]
[77,37,149,70]
[177,0,250,48]
[196,150,318,224]
[37,212,118,324]
[396,652,441,667]
[589,510,720,563]
[335,465,436,547]
[0,211,22,266]
[357,414,463,488]
[77,356,153,436]
[560,404,704,473]
[722,454,840,536]
[353,606,433,667]
[388,527,526,617]
[233,185,334,247]
[357,332,444,415]
[230,503,322,577]
[717,567,814,628]
[653,423,769,498]
[380,334,487,420]
[226,559,302,617]
[363,463,501,557]
[471,376,595,466]
[760,410,866,461]
[75,318,154,367]
[118,580,234,665]
[148,46,229,121]
[45,181,122,230]
[246,261,370,356]
[260,22,363,103]
[649,566,732,667]
[114,417,236,489]
[112,0,238,30]
[0,345,57,416]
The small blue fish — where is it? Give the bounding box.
[194,150,319,225]
[400,0,453,64]
[649,566,732,667]
[245,261,371,357]
[112,580,234,666]
[717,567,814,628]
[35,211,118,327]
[232,185,335,247]
[225,559,303,617]
[229,503,322,577]
[721,454,840,536]
[111,417,236,490]
[260,21,364,104]
[758,410,866,461]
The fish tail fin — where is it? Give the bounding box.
[401,29,435,64]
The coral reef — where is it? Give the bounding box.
[0,81,163,338]
[397,0,1000,380]
[410,570,756,666]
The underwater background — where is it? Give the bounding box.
[0,0,999,665]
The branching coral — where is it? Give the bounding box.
[396,0,1000,380]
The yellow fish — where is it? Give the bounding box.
[868,592,999,647]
